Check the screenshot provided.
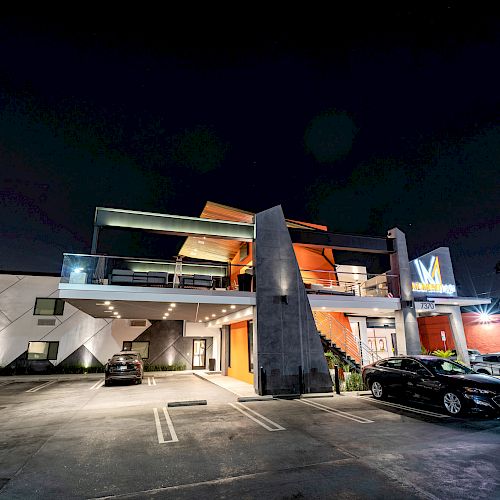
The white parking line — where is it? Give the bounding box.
[153,407,179,444]
[0,380,14,388]
[364,398,450,418]
[147,377,157,386]
[229,402,286,431]
[296,399,374,423]
[25,380,57,393]
[89,380,105,390]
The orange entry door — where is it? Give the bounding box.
[192,339,206,369]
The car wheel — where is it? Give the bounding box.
[443,391,463,416]
[370,380,384,399]
[104,380,111,387]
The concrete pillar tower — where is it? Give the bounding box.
[388,228,421,355]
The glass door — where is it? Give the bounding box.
[192,339,206,369]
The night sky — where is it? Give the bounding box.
[1,9,499,300]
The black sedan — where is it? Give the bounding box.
[104,351,144,386]
[362,355,500,416]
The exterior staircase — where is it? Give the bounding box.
[313,311,382,373]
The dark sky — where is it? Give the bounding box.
[1,9,499,299]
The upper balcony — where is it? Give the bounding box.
[60,253,399,298]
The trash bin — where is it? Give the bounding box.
[208,358,216,371]
[237,273,252,292]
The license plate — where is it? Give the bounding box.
[119,365,127,370]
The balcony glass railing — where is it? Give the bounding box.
[61,253,254,291]
[301,269,400,298]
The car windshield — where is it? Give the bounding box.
[421,358,474,375]
[111,355,137,362]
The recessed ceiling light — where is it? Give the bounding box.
[170,303,176,307]
[211,314,216,317]
[205,316,209,320]
[198,320,202,323]
[117,315,121,319]
[321,306,326,310]
[454,302,458,305]
[108,306,114,310]
[230,305,236,309]
[222,309,227,313]
[165,313,169,317]
[104,301,110,306]
[113,312,118,315]
[168,308,172,312]
[373,308,379,311]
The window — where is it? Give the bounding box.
[402,359,430,375]
[122,341,150,359]
[423,358,474,375]
[483,355,500,363]
[27,341,59,360]
[385,358,403,369]
[34,298,65,316]
[240,242,249,261]
[247,320,254,373]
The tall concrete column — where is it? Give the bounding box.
[448,307,471,367]
[388,228,421,355]
[220,325,229,376]
[254,206,332,395]
[349,317,370,365]
[394,310,407,355]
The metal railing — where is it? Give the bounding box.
[60,253,254,291]
[313,311,382,367]
[301,268,400,298]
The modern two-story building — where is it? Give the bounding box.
[0,201,491,395]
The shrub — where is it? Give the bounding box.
[431,349,454,358]
[143,363,186,372]
[324,351,341,369]
[344,372,366,391]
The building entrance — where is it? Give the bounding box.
[192,339,206,369]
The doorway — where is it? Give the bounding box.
[192,339,206,369]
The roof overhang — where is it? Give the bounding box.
[428,297,491,307]
[94,207,254,241]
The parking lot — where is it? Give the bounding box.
[0,373,499,499]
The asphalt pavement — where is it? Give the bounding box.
[0,373,499,499]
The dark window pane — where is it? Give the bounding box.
[34,298,65,316]
[385,359,403,369]
[47,342,59,360]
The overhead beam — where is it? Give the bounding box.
[288,228,394,254]
[94,207,255,241]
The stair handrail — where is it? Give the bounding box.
[314,311,383,366]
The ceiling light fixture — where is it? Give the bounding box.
[104,301,110,306]
[117,315,121,319]
[222,309,227,313]
[113,312,118,315]
[170,303,176,307]
[205,316,209,320]
[108,306,114,310]
[230,305,236,309]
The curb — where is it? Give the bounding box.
[167,400,207,407]
[237,396,274,402]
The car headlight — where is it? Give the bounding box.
[464,387,495,395]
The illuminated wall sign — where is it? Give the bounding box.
[410,247,457,297]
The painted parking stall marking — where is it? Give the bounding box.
[364,397,450,418]
[153,407,179,444]
[147,377,157,386]
[25,380,57,393]
[0,380,14,388]
[89,380,105,391]
[229,402,286,431]
[296,399,374,423]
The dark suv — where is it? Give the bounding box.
[105,351,144,386]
